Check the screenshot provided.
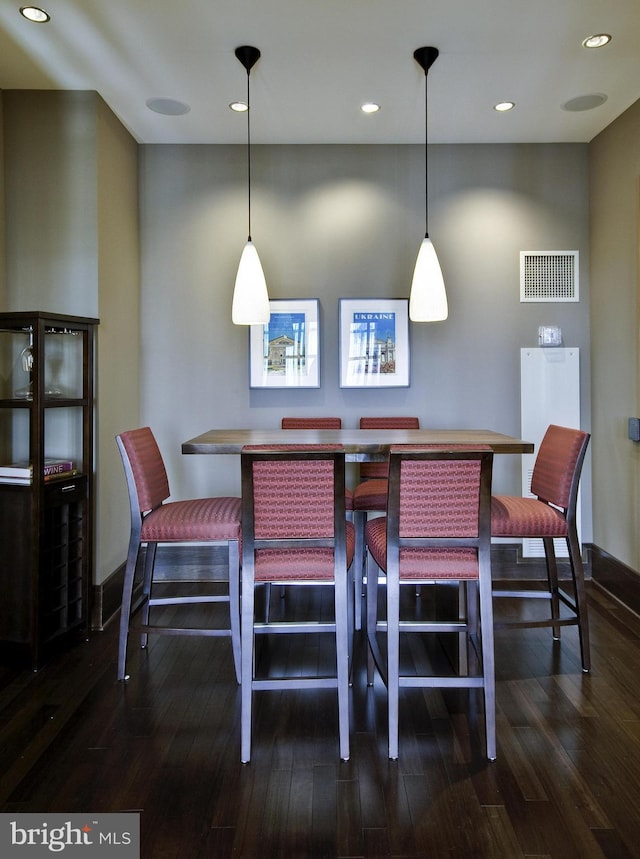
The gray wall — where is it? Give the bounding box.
[1,91,140,586]
[3,91,99,316]
[0,94,5,306]
[589,97,640,570]
[139,142,592,537]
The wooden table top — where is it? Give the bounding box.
[182,428,534,461]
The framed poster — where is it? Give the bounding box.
[249,299,320,388]
[339,299,409,388]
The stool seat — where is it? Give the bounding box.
[353,478,388,512]
[491,495,568,537]
[141,497,241,542]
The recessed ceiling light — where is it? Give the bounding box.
[20,6,50,22]
[582,33,612,48]
[361,102,380,114]
[229,102,248,112]
[494,101,515,112]
[146,98,190,116]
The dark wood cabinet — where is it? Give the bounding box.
[0,312,98,668]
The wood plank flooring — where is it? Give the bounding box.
[1,581,640,858]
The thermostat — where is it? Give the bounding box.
[538,325,563,347]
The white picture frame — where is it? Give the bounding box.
[249,299,320,388]
[339,298,410,388]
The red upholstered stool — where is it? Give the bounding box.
[352,417,420,629]
[365,446,496,761]
[491,424,591,672]
[240,445,355,763]
[116,427,241,683]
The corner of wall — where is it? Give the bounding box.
[0,90,6,308]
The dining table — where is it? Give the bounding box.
[182,427,534,639]
[181,427,534,460]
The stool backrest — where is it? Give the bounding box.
[242,444,346,540]
[281,417,342,429]
[116,426,170,515]
[359,416,420,430]
[386,446,493,575]
[530,425,590,515]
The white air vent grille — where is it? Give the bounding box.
[520,251,578,302]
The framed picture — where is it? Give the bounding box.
[339,298,410,388]
[249,299,320,388]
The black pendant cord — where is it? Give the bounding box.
[235,46,261,246]
[413,46,438,242]
[246,68,252,242]
[423,67,429,240]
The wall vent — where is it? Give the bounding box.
[520,251,578,302]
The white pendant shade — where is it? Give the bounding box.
[232,240,270,325]
[409,236,448,322]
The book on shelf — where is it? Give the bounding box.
[43,459,75,477]
[44,467,80,482]
[0,462,31,479]
[0,458,75,480]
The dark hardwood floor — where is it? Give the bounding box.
[1,580,640,858]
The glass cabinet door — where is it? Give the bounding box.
[0,318,91,482]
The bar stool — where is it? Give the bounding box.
[365,446,496,760]
[352,417,420,629]
[240,445,355,763]
[116,427,241,683]
[491,424,591,672]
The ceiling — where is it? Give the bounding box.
[1,0,639,145]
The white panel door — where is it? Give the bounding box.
[520,347,580,557]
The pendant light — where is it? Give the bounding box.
[232,45,270,325]
[409,46,448,322]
